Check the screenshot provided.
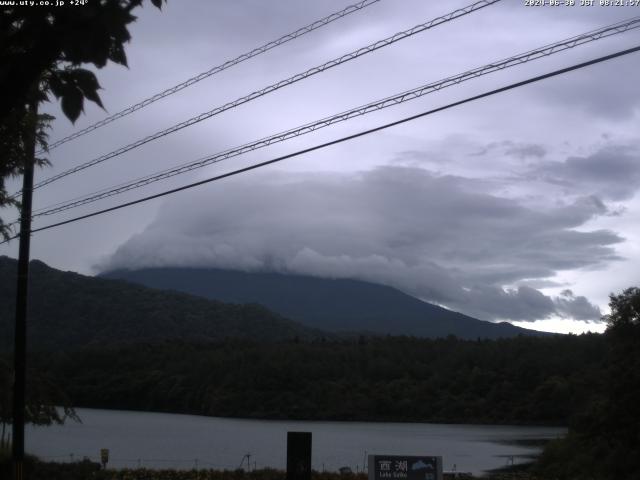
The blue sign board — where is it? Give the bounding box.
[368,455,442,480]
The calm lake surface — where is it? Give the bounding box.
[26,408,566,476]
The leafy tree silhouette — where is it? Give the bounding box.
[0,0,166,240]
[537,287,640,480]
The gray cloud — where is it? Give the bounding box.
[471,141,547,159]
[101,165,614,322]
[505,143,546,159]
[528,144,640,201]
[555,289,602,321]
[454,286,601,323]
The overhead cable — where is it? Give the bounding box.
[3,44,637,245]
[24,0,501,194]
[29,16,640,218]
[41,0,383,153]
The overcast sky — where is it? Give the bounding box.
[2,0,640,334]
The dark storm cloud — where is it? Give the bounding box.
[101,165,613,322]
[528,144,640,201]
[556,289,603,321]
[455,285,554,322]
[505,142,547,159]
[471,141,547,159]
[448,285,601,323]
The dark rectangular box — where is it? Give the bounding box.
[287,431,312,480]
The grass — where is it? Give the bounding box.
[0,458,555,480]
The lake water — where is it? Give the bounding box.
[25,408,565,476]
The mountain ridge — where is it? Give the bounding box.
[101,266,552,339]
[0,256,324,351]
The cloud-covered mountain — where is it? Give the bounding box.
[100,166,607,324]
[102,267,553,339]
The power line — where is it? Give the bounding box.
[28,16,640,219]
[3,44,637,245]
[22,0,500,195]
[40,0,383,153]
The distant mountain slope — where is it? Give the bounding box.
[102,267,550,339]
[0,257,323,351]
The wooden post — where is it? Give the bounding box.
[12,99,37,480]
[286,432,312,480]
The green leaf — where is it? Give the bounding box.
[150,0,164,9]
[109,42,128,67]
[48,74,65,99]
[70,68,105,110]
[82,87,105,110]
[60,87,84,124]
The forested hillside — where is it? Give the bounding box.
[0,257,323,350]
[30,334,605,425]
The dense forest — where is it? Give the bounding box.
[534,287,640,480]
[23,334,605,426]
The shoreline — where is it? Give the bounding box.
[59,405,569,429]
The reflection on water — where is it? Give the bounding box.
[26,408,565,476]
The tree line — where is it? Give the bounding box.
[20,333,606,426]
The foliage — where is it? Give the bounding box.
[605,287,640,329]
[0,0,165,122]
[0,462,545,480]
[100,467,298,480]
[0,357,79,448]
[23,333,606,425]
[536,287,640,480]
[0,0,165,239]
[0,463,366,480]
[0,457,100,480]
[0,107,53,240]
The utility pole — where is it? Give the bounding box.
[12,98,37,480]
